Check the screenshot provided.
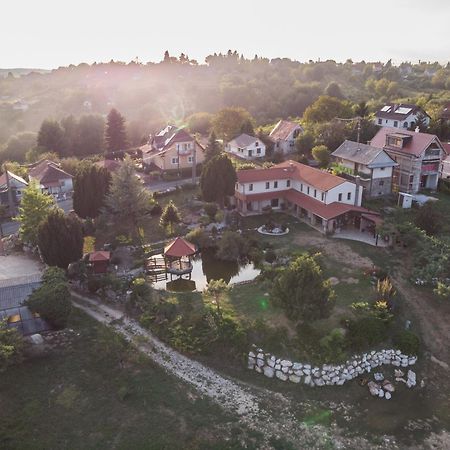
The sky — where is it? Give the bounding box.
[1,0,449,69]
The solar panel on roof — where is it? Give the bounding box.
[381,106,391,112]
[395,107,412,115]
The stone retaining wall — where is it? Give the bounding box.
[248,347,417,387]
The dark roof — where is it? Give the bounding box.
[29,160,73,184]
[332,140,397,167]
[370,127,443,157]
[269,120,303,141]
[0,306,51,336]
[0,279,41,310]
[163,129,195,150]
[375,103,429,120]
[228,133,259,147]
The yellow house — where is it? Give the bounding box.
[142,128,205,172]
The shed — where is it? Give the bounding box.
[89,251,111,274]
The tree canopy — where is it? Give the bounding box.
[312,145,331,167]
[15,181,55,246]
[200,154,236,207]
[37,120,64,154]
[212,107,254,141]
[303,95,353,123]
[37,208,83,269]
[272,253,335,321]
[73,164,111,218]
[105,108,128,153]
[160,200,181,235]
[102,157,151,235]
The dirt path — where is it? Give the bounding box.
[71,292,378,449]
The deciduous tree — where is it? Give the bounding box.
[37,119,64,154]
[15,181,55,246]
[312,145,331,167]
[212,107,254,141]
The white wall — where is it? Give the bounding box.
[227,140,266,159]
[326,181,361,206]
[375,113,430,129]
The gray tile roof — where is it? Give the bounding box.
[332,140,395,166]
[228,133,259,148]
[0,280,41,310]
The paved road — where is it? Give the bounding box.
[1,198,73,237]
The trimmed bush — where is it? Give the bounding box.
[393,330,420,355]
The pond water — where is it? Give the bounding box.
[151,249,260,292]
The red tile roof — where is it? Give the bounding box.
[29,160,73,184]
[236,160,347,191]
[164,237,196,258]
[89,251,111,262]
[269,120,302,141]
[370,127,443,157]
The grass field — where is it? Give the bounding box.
[0,311,258,450]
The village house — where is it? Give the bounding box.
[374,103,430,129]
[234,160,380,235]
[332,140,398,197]
[142,126,205,172]
[269,120,303,155]
[370,128,446,193]
[225,133,266,160]
[28,160,73,195]
[0,170,28,208]
[440,143,450,179]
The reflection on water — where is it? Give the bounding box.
[151,249,260,292]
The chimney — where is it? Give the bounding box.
[415,126,420,133]
[354,175,361,206]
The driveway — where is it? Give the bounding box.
[0,254,43,282]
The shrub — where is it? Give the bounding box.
[319,328,347,362]
[265,249,277,264]
[203,202,218,221]
[26,267,72,328]
[185,228,212,249]
[216,231,247,261]
[346,317,386,350]
[393,330,420,355]
[0,319,24,372]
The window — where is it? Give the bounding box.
[321,192,324,201]
[347,192,351,200]
[248,150,253,157]
[380,167,385,171]
[188,156,194,163]
[394,121,398,127]
[379,180,384,186]
[249,183,253,191]
[300,183,303,192]
[307,186,310,195]
[286,180,291,187]
[378,118,382,125]
[265,182,270,189]
[338,193,342,201]
[403,122,408,128]
[385,120,388,124]
[271,198,279,207]
[274,181,278,188]
[171,157,178,164]
[256,147,261,154]
[410,121,415,128]
[255,142,259,147]
[314,189,317,198]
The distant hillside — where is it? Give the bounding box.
[0,68,51,78]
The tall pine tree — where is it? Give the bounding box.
[105,108,127,153]
[37,208,83,269]
[73,165,111,218]
[204,131,221,162]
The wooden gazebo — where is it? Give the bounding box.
[163,237,197,280]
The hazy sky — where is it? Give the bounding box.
[2,0,449,68]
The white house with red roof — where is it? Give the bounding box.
[234,160,380,234]
[370,128,446,193]
[28,160,73,194]
[225,133,266,160]
[142,127,205,172]
[269,120,303,155]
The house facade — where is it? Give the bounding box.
[0,171,28,207]
[28,160,73,195]
[332,140,398,197]
[234,160,377,234]
[142,127,205,172]
[374,103,430,129]
[370,128,446,193]
[225,133,266,160]
[269,120,303,155]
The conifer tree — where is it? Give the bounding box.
[105,108,127,153]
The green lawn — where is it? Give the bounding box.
[0,311,257,450]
